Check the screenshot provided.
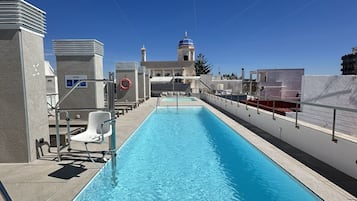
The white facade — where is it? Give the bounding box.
[45,61,58,111]
[142,32,196,79]
[200,74,242,95]
[255,69,304,100]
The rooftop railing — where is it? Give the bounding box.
[203,92,357,143]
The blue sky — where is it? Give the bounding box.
[28,0,357,76]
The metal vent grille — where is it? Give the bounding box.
[53,40,104,56]
[0,0,46,35]
[116,62,140,71]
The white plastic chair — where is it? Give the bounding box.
[70,111,113,162]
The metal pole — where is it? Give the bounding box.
[249,73,252,96]
[272,99,276,120]
[176,91,178,111]
[55,108,61,161]
[332,108,338,143]
[257,98,260,114]
[66,111,71,150]
[295,101,299,128]
[108,73,116,151]
[108,72,118,186]
[172,76,174,93]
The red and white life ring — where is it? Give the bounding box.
[119,78,132,90]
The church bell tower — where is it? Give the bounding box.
[177,32,195,62]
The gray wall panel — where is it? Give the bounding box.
[0,30,28,162]
[21,30,49,162]
[0,28,48,163]
[55,40,105,120]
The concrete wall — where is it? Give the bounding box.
[138,67,146,100]
[0,29,49,163]
[116,62,139,103]
[22,30,49,162]
[94,54,104,108]
[201,93,357,180]
[145,69,151,99]
[56,55,104,119]
[286,75,357,138]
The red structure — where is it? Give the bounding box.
[240,100,300,116]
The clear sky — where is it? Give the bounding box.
[27,0,357,77]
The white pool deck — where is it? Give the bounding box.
[0,97,356,201]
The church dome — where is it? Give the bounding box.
[178,32,194,47]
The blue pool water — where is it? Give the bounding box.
[161,97,196,102]
[74,107,321,201]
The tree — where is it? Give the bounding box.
[195,53,212,75]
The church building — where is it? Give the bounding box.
[141,32,197,84]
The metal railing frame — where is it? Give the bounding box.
[203,93,357,143]
[54,76,116,162]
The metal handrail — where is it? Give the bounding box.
[57,108,109,112]
[204,93,357,142]
[239,95,357,115]
[55,79,110,109]
[176,91,179,111]
[199,79,213,92]
[0,181,11,201]
[265,97,357,141]
[267,96,357,113]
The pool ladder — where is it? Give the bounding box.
[156,97,160,110]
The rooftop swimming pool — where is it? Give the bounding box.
[74,106,321,201]
[161,97,196,102]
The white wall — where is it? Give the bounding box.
[257,69,303,100]
[199,74,243,94]
[201,93,357,180]
[288,75,357,138]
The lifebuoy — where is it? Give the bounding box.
[119,78,132,90]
